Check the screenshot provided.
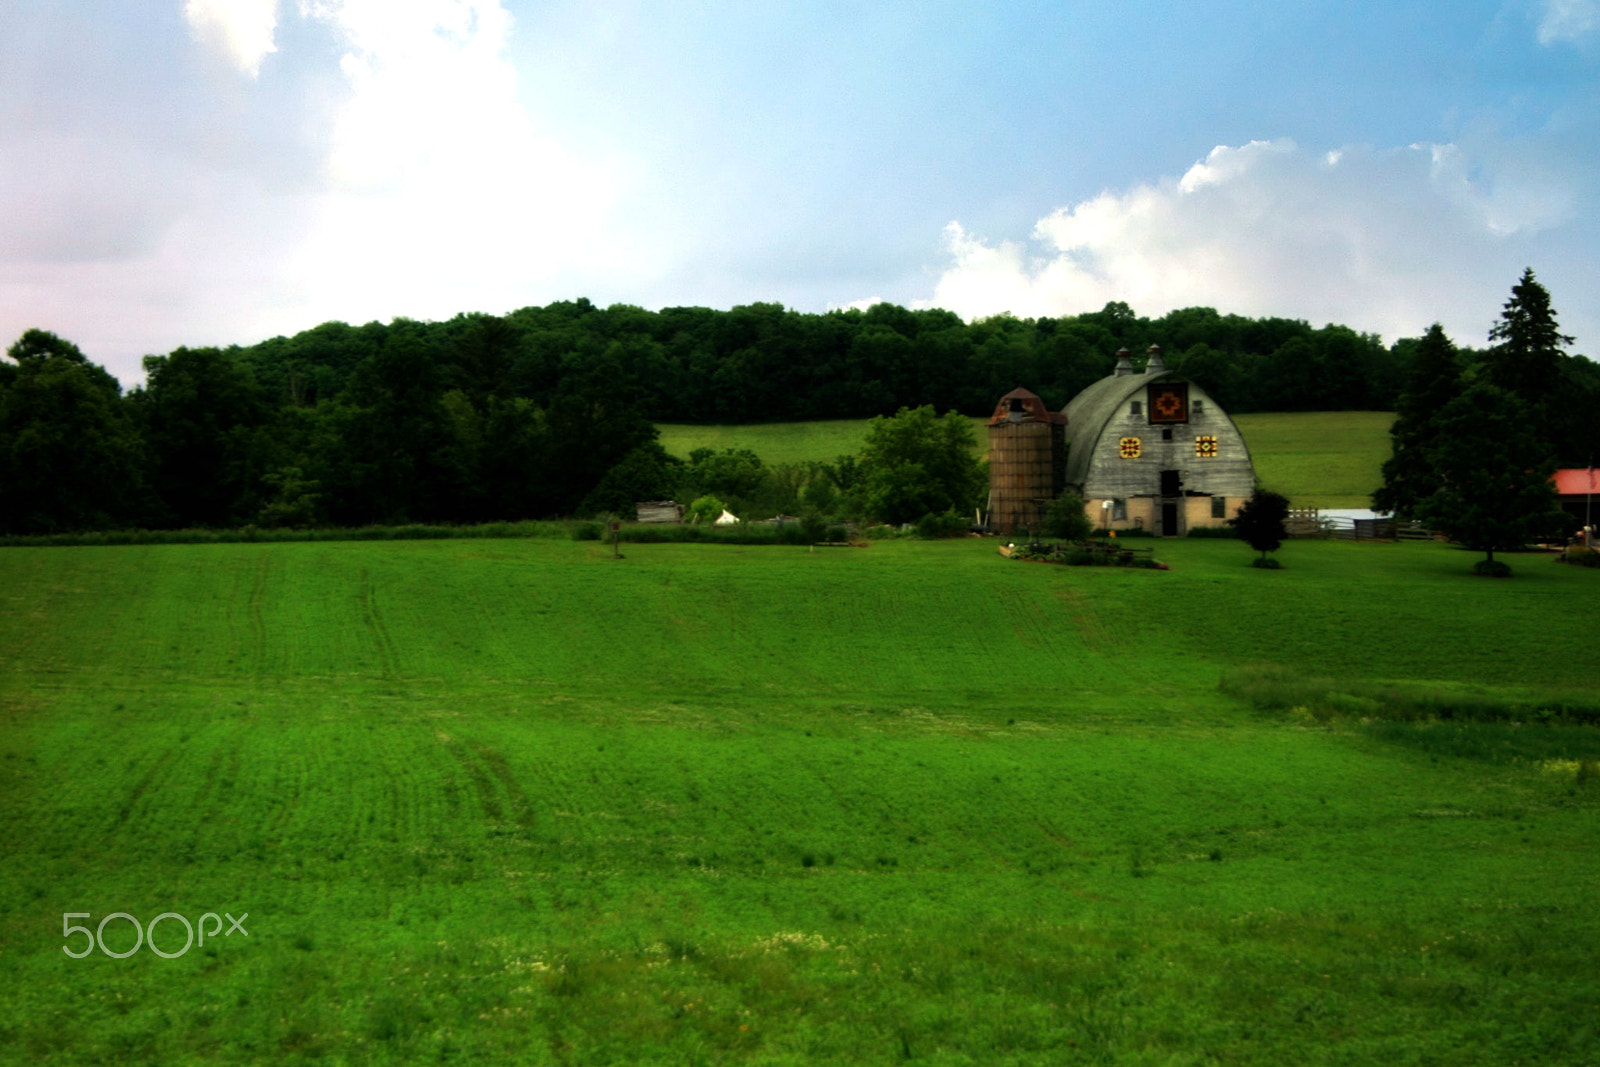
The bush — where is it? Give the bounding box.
[1474,559,1512,578]
[799,512,829,544]
[1251,557,1282,569]
[1186,525,1238,538]
[571,522,603,541]
[685,495,726,525]
[1560,546,1600,567]
[1040,493,1092,541]
[914,511,970,539]
[1230,489,1290,561]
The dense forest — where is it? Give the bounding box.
[2,297,1597,534]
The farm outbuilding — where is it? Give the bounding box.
[1061,346,1256,536]
[1554,468,1598,532]
[636,500,683,524]
[986,387,1069,534]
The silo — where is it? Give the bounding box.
[986,387,1068,534]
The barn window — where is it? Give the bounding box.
[1193,400,1205,414]
[1162,428,1173,441]
[1112,498,1127,521]
[1211,496,1227,518]
[1130,401,1142,416]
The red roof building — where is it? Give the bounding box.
[1554,468,1600,497]
[1554,468,1600,529]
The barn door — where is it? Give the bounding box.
[1159,469,1181,496]
[1162,502,1179,536]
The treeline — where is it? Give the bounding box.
[3,293,1598,535]
[236,299,1414,420]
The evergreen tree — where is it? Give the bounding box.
[1483,268,1570,421]
[1372,324,1462,519]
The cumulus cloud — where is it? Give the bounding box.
[280,0,622,327]
[0,1,624,380]
[184,0,280,76]
[920,139,1580,347]
[1538,0,1598,44]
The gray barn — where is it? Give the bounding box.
[1062,346,1256,536]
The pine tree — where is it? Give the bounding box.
[1372,324,1462,519]
[1483,268,1571,418]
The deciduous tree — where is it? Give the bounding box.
[1414,382,1564,572]
[1228,489,1290,565]
[853,405,986,525]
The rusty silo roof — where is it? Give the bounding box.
[988,387,1069,426]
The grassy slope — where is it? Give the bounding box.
[1,538,1597,1064]
[1233,411,1393,510]
[660,411,1394,509]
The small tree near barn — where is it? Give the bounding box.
[1229,489,1290,567]
[1414,382,1564,576]
[1041,492,1093,541]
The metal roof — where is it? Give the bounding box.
[1060,370,1183,490]
[1555,468,1600,496]
[987,386,1069,426]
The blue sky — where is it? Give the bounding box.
[2,1,1597,383]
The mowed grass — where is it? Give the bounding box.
[1,538,1597,1064]
[660,410,1394,509]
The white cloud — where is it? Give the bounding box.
[919,139,1581,347]
[1538,0,1598,44]
[279,0,623,327]
[184,0,280,77]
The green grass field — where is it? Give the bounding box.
[1232,412,1394,510]
[659,411,1394,509]
[2,537,1597,1064]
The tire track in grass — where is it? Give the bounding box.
[113,746,179,829]
[358,568,399,680]
[470,741,536,828]
[248,551,269,679]
[441,739,502,825]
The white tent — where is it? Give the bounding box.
[714,509,740,525]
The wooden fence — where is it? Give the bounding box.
[1285,509,1437,541]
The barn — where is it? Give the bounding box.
[1061,346,1256,536]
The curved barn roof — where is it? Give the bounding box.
[1061,370,1182,490]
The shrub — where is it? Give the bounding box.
[1474,559,1512,578]
[685,495,726,525]
[1040,493,1092,541]
[799,512,829,544]
[1251,557,1282,569]
[1186,525,1238,538]
[915,510,970,539]
[571,522,603,541]
[1560,545,1600,567]
[1230,489,1290,562]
